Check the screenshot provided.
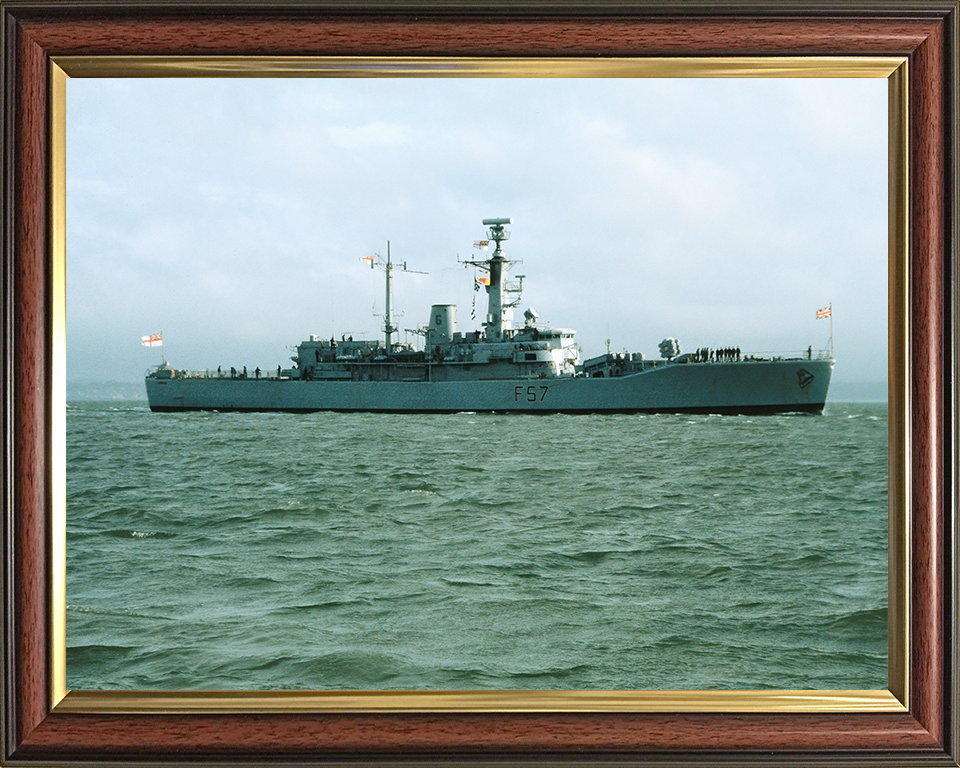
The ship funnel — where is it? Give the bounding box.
[429,304,458,342]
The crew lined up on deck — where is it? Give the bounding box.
[694,347,741,362]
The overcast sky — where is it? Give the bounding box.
[66,77,887,384]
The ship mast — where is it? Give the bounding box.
[462,217,522,341]
[384,241,396,355]
[485,218,510,340]
[364,241,424,355]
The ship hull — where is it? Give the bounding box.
[146,358,833,415]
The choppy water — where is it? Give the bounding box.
[66,400,887,691]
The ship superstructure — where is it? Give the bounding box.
[295,219,578,386]
[145,218,834,414]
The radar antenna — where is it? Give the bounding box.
[483,217,512,249]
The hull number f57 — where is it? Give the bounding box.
[516,385,549,402]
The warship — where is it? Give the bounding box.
[145,218,833,414]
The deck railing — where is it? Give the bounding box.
[147,368,289,380]
[747,350,833,361]
[148,348,834,381]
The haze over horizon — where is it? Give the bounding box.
[67,77,887,385]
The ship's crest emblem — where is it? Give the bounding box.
[797,369,815,389]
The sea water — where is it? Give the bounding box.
[66,401,887,691]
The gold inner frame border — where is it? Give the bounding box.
[49,55,909,715]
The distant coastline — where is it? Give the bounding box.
[68,381,147,402]
[825,381,887,403]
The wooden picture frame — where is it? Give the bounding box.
[2,2,957,765]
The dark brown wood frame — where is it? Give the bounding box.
[2,2,957,765]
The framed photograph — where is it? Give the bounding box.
[63,68,892,698]
[2,2,956,766]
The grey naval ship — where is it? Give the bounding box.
[145,218,834,414]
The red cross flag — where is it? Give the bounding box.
[141,333,163,347]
